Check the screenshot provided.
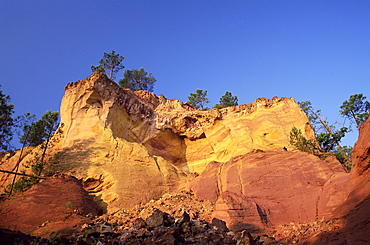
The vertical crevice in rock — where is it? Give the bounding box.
[256,203,272,227]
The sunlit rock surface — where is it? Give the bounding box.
[0,72,316,212]
[0,176,101,237]
[189,150,348,232]
[0,72,369,244]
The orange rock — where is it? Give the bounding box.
[0,72,315,211]
[311,116,370,244]
[0,176,101,237]
[189,150,347,231]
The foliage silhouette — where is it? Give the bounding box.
[187,89,210,110]
[119,67,156,92]
[340,93,370,128]
[91,50,125,80]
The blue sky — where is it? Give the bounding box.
[1,0,369,148]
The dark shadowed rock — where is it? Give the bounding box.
[146,209,175,230]
[237,230,256,245]
[132,217,147,229]
[178,211,191,224]
[0,228,35,245]
[212,217,229,232]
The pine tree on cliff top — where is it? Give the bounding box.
[187,89,210,110]
[214,91,238,108]
[91,50,125,80]
[119,67,156,92]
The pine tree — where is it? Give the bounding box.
[215,91,238,108]
[298,100,351,170]
[187,89,210,110]
[91,51,125,80]
[20,110,60,176]
[340,93,370,128]
[119,67,156,92]
[0,85,15,151]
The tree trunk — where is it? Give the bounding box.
[310,109,351,171]
[0,169,49,179]
[8,130,30,196]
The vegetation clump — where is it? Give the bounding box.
[4,110,61,196]
[91,50,125,80]
[0,85,16,152]
[187,89,210,110]
[119,67,156,92]
[291,94,369,172]
[340,93,370,128]
[214,91,238,108]
[289,126,320,155]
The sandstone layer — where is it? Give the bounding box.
[0,72,369,244]
[312,116,370,244]
[0,71,315,211]
[0,176,101,237]
[189,150,348,232]
[60,72,314,173]
[274,116,370,244]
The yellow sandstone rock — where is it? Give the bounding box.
[0,72,315,211]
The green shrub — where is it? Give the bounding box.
[5,172,37,195]
[289,126,319,155]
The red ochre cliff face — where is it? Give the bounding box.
[1,72,369,243]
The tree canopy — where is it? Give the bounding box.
[20,110,60,177]
[0,85,15,151]
[340,93,370,128]
[215,91,238,108]
[119,67,156,92]
[187,89,210,110]
[20,110,59,147]
[297,100,351,170]
[91,50,125,80]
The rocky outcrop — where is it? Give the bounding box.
[60,72,314,173]
[351,116,370,178]
[269,116,370,244]
[311,116,370,244]
[0,72,315,212]
[189,150,348,232]
[0,190,276,244]
[0,176,101,237]
[1,72,369,244]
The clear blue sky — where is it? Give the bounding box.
[1,0,369,148]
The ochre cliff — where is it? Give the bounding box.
[60,72,314,173]
[189,150,348,232]
[308,115,370,244]
[1,72,369,243]
[0,72,320,213]
[0,176,102,237]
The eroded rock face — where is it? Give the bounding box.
[311,116,370,244]
[0,72,314,211]
[189,150,348,232]
[59,72,314,172]
[0,176,101,237]
[351,116,370,178]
